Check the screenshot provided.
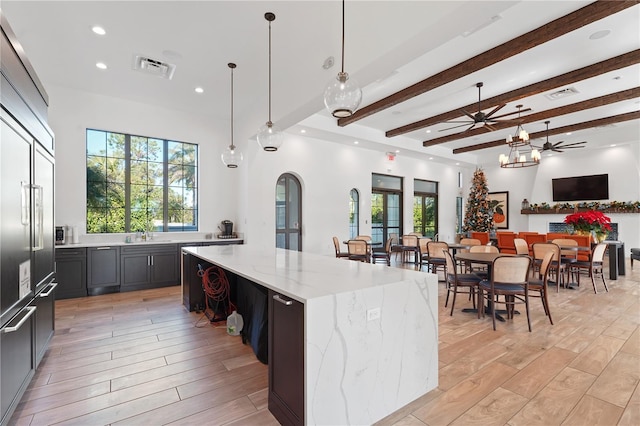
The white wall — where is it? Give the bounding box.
[47,83,639,254]
[48,85,239,237]
[483,143,640,250]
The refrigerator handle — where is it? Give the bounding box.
[33,184,44,251]
[21,181,30,225]
[1,306,36,333]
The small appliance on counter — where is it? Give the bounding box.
[55,226,66,245]
[217,220,237,239]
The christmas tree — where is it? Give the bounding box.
[462,168,493,232]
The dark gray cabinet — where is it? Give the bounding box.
[121,244,178,291]
[268,290,304,426]
[54,248,87,299]
[87,247,120,294]
[32,283,56,367]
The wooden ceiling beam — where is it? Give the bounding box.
[452,111,640,154]
[397,49,638,140]
[337,0,638,128]
[422,87,640,146]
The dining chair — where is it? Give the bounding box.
[569,243,609,294]
[371,238,393,266]
[347,240,370,263]
[444,251,481,317]
[470,232,490,245]
[332,236,349,259]
[468,244,499,278]
[400,234,420,267]
[388,233,402,262]
[478,255,533,332]
[418,237,430,268]
[553,238,579,283]
[426,241,448,277]
[532,242,564,292]
[355,235,373,258]
[513,238,529,256]
[458,238,481,272]
[528,251,554,325]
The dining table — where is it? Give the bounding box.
[454,252,516,322]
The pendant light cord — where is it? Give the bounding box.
[341,0,345,74]
[268,18,272,123]
[230,65,234,149]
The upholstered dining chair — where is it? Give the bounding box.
[528,251,555,325]
[371,238,393,266]
[400,234,420,267]
[347,240,369,263]
[553,238,579,283]
[468,244,499,278]
[513,238,529,256]
[458,238,482,272]
[426,241,449,277]
[569,243,609,294]
[444,250,481,317]
[333,236,349,259]
[532,242,564,292]
[478,255,533,332]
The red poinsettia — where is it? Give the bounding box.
[564,210,612,234]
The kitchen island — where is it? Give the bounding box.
[182,245,438,425]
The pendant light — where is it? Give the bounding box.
[221,63,243,168]
[256,12,284,152]
[324,0,362,118]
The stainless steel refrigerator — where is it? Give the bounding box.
[1,14,56,425]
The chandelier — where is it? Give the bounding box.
[499,105,540,168]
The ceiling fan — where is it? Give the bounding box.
[440,82,531,132]
[535,120,587,152]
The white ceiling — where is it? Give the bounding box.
[2,1,639,167]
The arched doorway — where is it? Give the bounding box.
[275,173,302,251]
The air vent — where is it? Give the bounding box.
[545,87,579,100]
[132,55,176,80]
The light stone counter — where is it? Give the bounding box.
[183,244,438,425]
[56,237,243,248]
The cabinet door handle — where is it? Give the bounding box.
[39,282,58,297]
[273,294,293,306]
[2,306,36,333]
[151,255,154,266]
[96,247,111,250]
[147,255,151,266]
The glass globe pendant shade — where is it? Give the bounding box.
[324,71,362,118]
[221,145,243,168]
[257,120,283,152]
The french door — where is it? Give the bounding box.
[275,173,302,251]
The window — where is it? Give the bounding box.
[349,188,359,239]
[86,129,198,233]
[456,196,463,234]
[371,174,402,244]
[414,179,438,238]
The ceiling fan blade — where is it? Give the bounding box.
[558,141,587,148]
[439,122,473,132]
[462,110,477,121]
[465,123,477,132]
[489,108,532,120]
[553,149,565,153]
[552,141,565,147]
[484,123,497,132]
[484,104,506,119]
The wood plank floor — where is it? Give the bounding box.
[9,257,639,425]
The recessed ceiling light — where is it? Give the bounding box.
[426,129,431,134]
[566,132,572,136]
[96,62,107,70]
[194,87,204,94]
[92,26,106,35]
[395,149,400,153]
[589,29,611,40]
[429,157,434,160]
[455,162,460,166]
[300,129,306,134]
[611,144,617,147]
[354,141,359,145]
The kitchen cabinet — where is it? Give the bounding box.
[54,248,87,299]
[121,244,178,291]
[181,251,207,312]
[87,246,120,294]
[268,290,304,426]
[32,282,56,367]
[1,306,36,426]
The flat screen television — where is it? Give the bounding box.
[552,174,609,202]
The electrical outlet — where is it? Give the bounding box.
[367,307,381,321]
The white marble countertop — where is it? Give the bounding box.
[183,244,429,303]
[56,237,243,249]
